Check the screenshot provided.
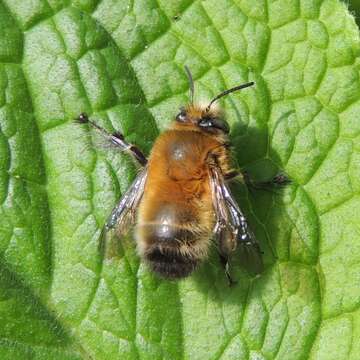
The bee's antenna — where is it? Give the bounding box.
[184,65,194,105]
[206,81,255,112]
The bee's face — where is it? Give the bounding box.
[174,105,230,134]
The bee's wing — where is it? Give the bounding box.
[105,167,148,234]
[99,167,148,258]
[209,165,263,274]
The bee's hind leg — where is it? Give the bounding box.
[219,253,237,287]
[76,113,147,167]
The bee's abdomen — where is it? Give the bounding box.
[141,222,197,244]
[146,246,198,279]
[137,223,204,279]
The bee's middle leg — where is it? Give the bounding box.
[225,170,290,190]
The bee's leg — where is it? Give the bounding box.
[218,253,237,287]
[247,172,291,191]
[225,170,290,190]
[76,113,147,167]
[224,170,242,181]
[268,172,291,186]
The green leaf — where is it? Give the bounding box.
[0,0,360,359]
[348,0,360,25]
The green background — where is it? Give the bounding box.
[349,0,360,24]
[1,0,360,359]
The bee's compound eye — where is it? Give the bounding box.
[198,116,230,133]
[176,110,187,122]
[198,118,213,127]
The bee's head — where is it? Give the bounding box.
[174,105,230,134]
[172,66,254,135]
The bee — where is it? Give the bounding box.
[76,67,286,284]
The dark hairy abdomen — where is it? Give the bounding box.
[138,213,202,279]
[146,244,198,279]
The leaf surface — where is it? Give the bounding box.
[1,0,360,359]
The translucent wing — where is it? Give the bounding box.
[99,167,148,259]
[106,167,148,235]
[209,164,263,275]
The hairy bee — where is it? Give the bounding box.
[77,68,286,284]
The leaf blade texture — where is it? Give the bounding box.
[0,0,360,359]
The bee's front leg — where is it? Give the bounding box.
[76,113,147,167]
